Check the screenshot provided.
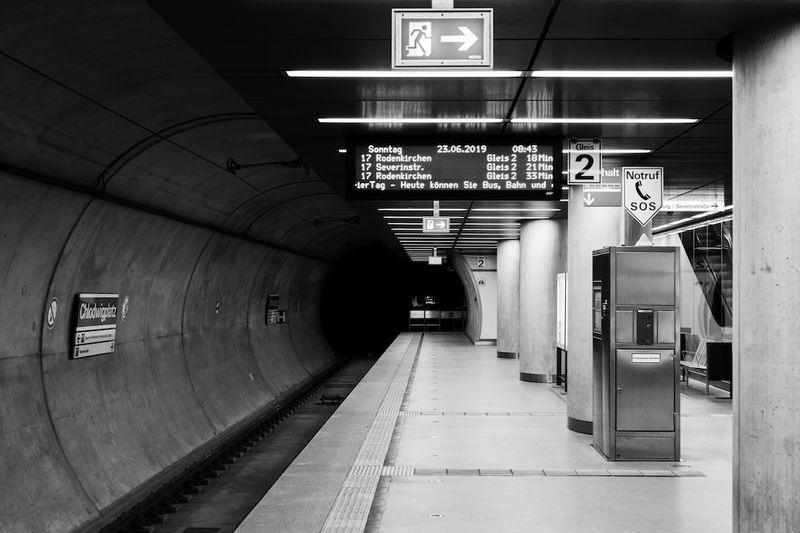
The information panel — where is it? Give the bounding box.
[346,136,562,200]
[72,293,118,359]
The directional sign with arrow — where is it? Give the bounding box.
[583,187,622,207]
[422,216,450,233]
[393,9,493,68]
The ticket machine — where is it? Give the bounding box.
[592,246,680,461]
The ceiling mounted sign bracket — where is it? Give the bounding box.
[433,200,440,217]
[432,0,454,8]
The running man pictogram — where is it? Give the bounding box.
[406,21,432,57]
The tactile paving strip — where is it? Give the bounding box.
[408,467,705,477]
[417,411,563,416]
[320,334,422,532]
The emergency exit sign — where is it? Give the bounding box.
[392,9,493,68]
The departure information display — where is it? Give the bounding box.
[346,136,562,199]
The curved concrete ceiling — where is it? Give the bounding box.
[0,1,379,261]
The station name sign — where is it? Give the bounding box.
[72,293,118,359]
[346,136,562,199]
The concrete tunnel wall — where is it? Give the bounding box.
[0,172,338,532]
[0,2,376,531]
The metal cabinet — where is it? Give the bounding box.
[592,246,680,461]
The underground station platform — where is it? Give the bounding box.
[236,333,732,533]
[2,2,799,532]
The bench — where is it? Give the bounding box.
[681,338,733,397]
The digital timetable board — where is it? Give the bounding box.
[346,136,563,199]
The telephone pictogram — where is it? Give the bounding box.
[634,180,651,201]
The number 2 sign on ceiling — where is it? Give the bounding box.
[568,139,601,185]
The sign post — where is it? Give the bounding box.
[622,167,664,226]
[392,9,492,68]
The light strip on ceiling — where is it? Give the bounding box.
[321,117,695,125]
[287,70,731,79]
[469,216,553,220]
[320,117,504,124]
[513,118,697,124]
[654,215,733,239]
[384,216,464,219]
[461,228,520,231]
[465,222,521,226]
[470,208,561,212]
[652,205,733,232]
[530,70,733,78]
[379,208,467,212]
[287,69,524,78]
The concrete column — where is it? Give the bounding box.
[733,20,800,533]
[519,220,567,382]
[566,185,622,433]
[496,240,520,359]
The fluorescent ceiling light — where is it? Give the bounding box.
[384,216,464,219]
[470,208,561,212]
[469,216,553,219]
[462,228,520,231]
[287,69,523,78]
[530,70,732,78]
[287,69,731,79]
[320,117,504,124]
[462,227,521,230]
[379,208,467,212]
[461,232,520,235]
[652,205,733,232]
[513,118,696,124]
[465,221,520,227]
[654,215,733,238]
[338,148,347,153]
[562,148,651,154]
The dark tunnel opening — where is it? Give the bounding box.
[321,246,465,358]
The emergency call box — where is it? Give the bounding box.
[592,246,681,461]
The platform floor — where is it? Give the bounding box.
[236,332,732,533]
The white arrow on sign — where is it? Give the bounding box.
[584,193,595,206]
[441,26,478,51]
